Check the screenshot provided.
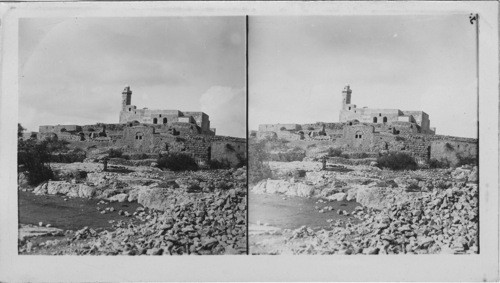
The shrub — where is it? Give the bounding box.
[279,127,286,131]
[18,138,55,186]
[444,143,454,150]
[395,136,405,141]
[327,147,344,158]
[456,155,478,167]
[249,162,272,184]
[376,152,418,171]
[209,159,231,169]
[157,153,198,171]
[428,158,451,169]
[49,150,86,163]
[108,148,123,158]
[249,139,272,184]
[272,147,306,162]
[235,155,247,168]
[307,127,315,131]
[128,153,150,160]
[359,152,369,158]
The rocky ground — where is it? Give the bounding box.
[250,160,479,255]
[18,162,247,255]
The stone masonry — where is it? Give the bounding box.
[257,85,478,165]
[37,86,245,167]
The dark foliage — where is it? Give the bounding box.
[49,149,86,163]
[108,149,124,158]
[428,158,451,169]
[376,152,418,171]
[248,139,272,184]
[456,155,478,167]
[327,147,349,159]
[269,146,306,162]
[157,153,199,171]
[18,123,25,138]
[18,138,55,186]
[209,159,231,169]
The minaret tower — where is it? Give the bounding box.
[122,85,132,110]
[341,85,352,110]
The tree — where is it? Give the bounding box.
[18,123,25,138]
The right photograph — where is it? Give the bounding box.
[248,16,479,255]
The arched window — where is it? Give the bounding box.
[379,113,381,117]
[383,117,387,123]
[135,132,143,140]
[163,118,167,124]
[373,117,378,123]
[348,107,351,110]
[153,118,158,124]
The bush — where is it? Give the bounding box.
[108,148,123,158]
[376,152,418,171]
[249,139,272,184]
[428,158,451,169]
[359,152,369,159]
[209,159,231,169]
[327,147,349,158]
[270,147,306,162]
[157,153,198,171]
[18,139,55,186]
[128,153,150,160]
[456,155,478,167]
[279,127,286,131]
[49,151,86,163]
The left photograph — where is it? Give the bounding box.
[17,17,247,255]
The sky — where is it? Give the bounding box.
[249,15,478,138]
[19,17,246,138]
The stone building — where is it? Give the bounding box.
[119,86,214,135]
[339,85,435,135]
[37,86,245,167]
[257,85,478,165]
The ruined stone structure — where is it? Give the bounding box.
[37,86,245,167]
[257,85,478,165]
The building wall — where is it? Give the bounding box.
[258,124,301,132]
[336,124,376,151]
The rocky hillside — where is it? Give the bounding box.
[250,162,479,255]
[18,162,247,255]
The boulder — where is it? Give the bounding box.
[47,181,72,195]
[355,186,389,210]
[252,179,314,197]
[138,187,177,211]
[107,193,128,203]
[18,173,29,188]
[66,184,96,198]
[33,182,48,195]
[296,183,315,197]
[328,192,347,202]
[467,166,478,183]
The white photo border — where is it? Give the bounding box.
[0,1,498,282]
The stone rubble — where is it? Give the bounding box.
[251,165,479,255]
[18,165,247,255]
